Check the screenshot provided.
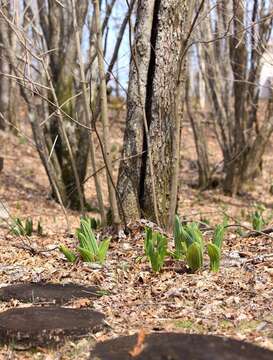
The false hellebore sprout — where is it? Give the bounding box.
[144,227,168,272]
[173,215,204,272]
[207,222,226,272]
[251,209,265,232]
[11,217,43,236]
[59,217,110,264]
[173,215,226,273]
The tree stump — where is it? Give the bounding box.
[0,283,102,305]
[90,332,273,360]
[0,307,105,348]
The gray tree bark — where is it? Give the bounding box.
[0,31,9,131]
[118,0,191,227]
[0,2,20,133]
[37,0,89,209]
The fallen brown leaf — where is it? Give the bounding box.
[129,329,147,357]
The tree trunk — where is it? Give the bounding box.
[118,0,190,227]
[48,68,89,209]
[39,0,89,210]
[223,0,247,195]
[0,2,19,133]
[243,96,273,181]
[0,34,9,131]
[186,78,210,189]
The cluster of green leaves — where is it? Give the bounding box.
[59,217,110,264]
[251,206,266,231]
[207,223,225,272]
[144,216,226,273]
[144,228,168,272]
[11,217,43,236]
[241,204,272,232]
[173,217,204,272]
[80,215,101,230]
[174,215,226,272]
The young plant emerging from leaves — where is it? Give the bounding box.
[11,217,43,236]
[207,222,226,272]
[251,210,265,231]
[173,215,226,273]
[80,215,101,230]
[144,228,168,273]
[59,217,110,264]
[173,215,204,272]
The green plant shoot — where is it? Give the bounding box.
[145,228,167,272]
[186,242,203,272]
[207,243,221,272]
[60,217,110,264]
[59,245,77,262]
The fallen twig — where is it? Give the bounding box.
[242,227,273,238]
[12,243,59,256]
[244,253,273,264]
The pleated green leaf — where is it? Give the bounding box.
[77,246,95,262]
[173,215,185,258]
[25,218,33,236]
[208,243,221,272]
[186,242,203,272]
[212,223,225,249]
[145,229,167,272]
[59,245,77,262]
[98,238,111,263]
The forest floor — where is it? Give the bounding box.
[0,118,273,359]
